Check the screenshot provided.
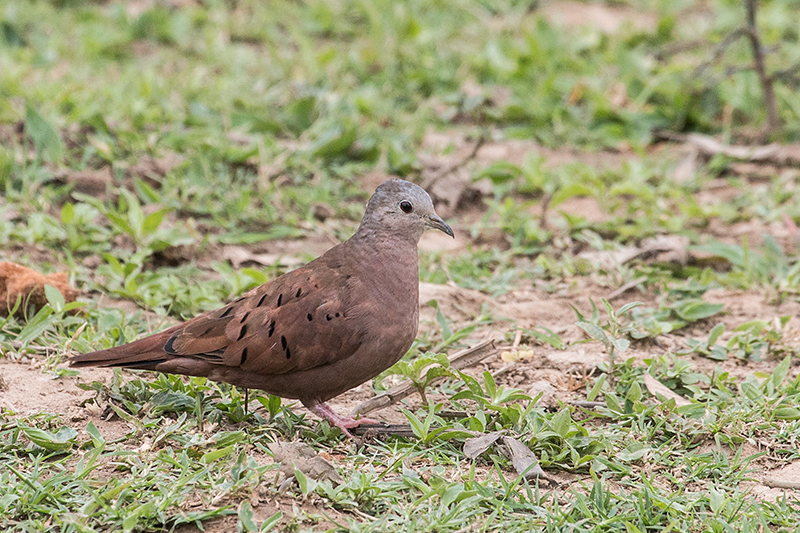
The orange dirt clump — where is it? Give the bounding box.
[0,261,77,317]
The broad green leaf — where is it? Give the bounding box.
[61,202,75,224]
[142,208,169,235]
[475,161,521,184]
[587,374,606,401]
[609,337,630,354]
[15,304,56,345]
[617,301,643,315]
[25,103,64,162]
[551,183,595,207]
[44,284,65,313]
[201,444,236,464]
[85,421,105,448]
[773,407,800,420]
[260,512,283,532]
[708,323,725,345]
[310,123,357,159]
[626,382,642,402]
[770,356,791,390]
[576,321,608,344]
[238,501,258,532]
[550,408,571,438]
[22,425,78,451]
[673,301,723,322]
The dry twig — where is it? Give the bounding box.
[744,0,779,138]
[763,478,800,490]
[421,135,486,190]
[656,131,800,167]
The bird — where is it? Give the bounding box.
[69,178,454,437]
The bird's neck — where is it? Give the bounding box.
[344,231,420,294]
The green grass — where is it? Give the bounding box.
[3,0,800,531]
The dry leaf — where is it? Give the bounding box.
[267,441,342,484]
[463,431,504,459]
[500,436,547,481]
[643,374,691,407]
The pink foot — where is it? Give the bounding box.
[312,402,380,437]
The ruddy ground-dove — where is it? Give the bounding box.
[70,179,454,436]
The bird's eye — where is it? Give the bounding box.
[399,201,413,213]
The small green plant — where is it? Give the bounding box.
[380,351,455,404]
[628,290,725,338]
[451,371,532,431]
[692,236,800,299]
[680,317,794,362]
[573,298,641,377]
[679,323,729,361]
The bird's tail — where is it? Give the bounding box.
[69,328,176,370]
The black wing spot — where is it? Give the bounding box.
[257,293,269,307]
[164,336,178,354]
[238,324,248,341]
[268,320,275,337]
[335,312,340,318]
[277,293,283,307]
[240,311,250,323]
[281,335,287,350]
[326,314,332,321]
[296,288,302,297]
[220,307,233,318]
[240,347,248,365]
[285,346,291,359]
[307,313,312,321]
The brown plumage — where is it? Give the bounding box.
[69,179,454,436]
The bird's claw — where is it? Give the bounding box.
[313,402,380,437]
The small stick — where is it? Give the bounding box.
[352,339,496,416]
[691,27,747,79]
[512,330,522,349]
[568,401,606,409]
[351,423,419,438]
[744,0,779,139]
[421,136,486,190]
[763,478,800,490]
[655,132,800,166]
[491,363,517,380]
[607,277,647,301]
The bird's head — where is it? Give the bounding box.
[358,178,454,243]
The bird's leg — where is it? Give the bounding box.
[312,402,380,437]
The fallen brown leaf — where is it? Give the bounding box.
[267,441,342,484]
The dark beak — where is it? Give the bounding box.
[426,214,454,238]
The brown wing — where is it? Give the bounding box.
[70,251,368,378]
[169,260,366,375]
